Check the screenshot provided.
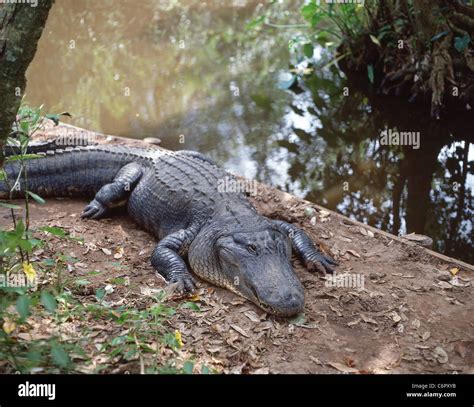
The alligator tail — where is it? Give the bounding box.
[0,146,138,200]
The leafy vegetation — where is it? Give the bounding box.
[249,1,474,118]
[0,106,207,374]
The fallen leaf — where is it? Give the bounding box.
[449,278,470,287]
[244,310,260,323]
[114,247,124,259]
[251,367,269,374]
[328,362,359,373]
[254,321,273,332]
[310,356,323,365]
[329,305,343,317]
[230,324,250,338]
[347,318,361,327]
[346,249,361,258]
[437,281,453,290]
[449,267,459,276]
[361,314,378,325]
[454,341,474,363]
[390,311,401,323]
[2,319,16,335]
[433,346,448,364]
[17,332,51,340]
[400,233,433,247]
[101,248,112,256]
[411,319,421,329]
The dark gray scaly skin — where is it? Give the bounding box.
[0,143,337,316]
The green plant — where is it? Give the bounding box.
[0,105,209,374]
[0,105,81,373]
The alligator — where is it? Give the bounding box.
[0,143,337,316]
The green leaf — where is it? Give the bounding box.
[454,33,470,53]
[41,291,57,313]
[5,154,44,162]
[39,226,67,238]
[367,64,375,84]
[311,12,324,28]
[431,31,449,42]
[41,258,55,267]
[18,238,33,252]
[14,219,25,237]
[45,112,72,126]
[301,3,317,20]
[0,202,22,210]
[182,361,194,374]
[180,302,201,312]
[111,277,125,285]
[95,288,106,301]
[303,43,314,59]
[26,191,45,205]
[26,350,42,362]
[51,343,70,368]
[201,365,211,374]
[163,332,180,350]
[16,295,31,320]
[75,279,91,286]
[245,15,265,30]
[111,336,127,346]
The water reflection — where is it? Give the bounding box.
[287,67,474,262]
[25,0,473,263]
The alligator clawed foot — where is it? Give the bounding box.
[81,199,107,219]
[169,274,196,293]
[304,252,338,275]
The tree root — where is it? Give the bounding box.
[429,33,455,118]
[379,65,417,96]
[451,11,474,33]
[452,1,474,20]
[464,49,474,72]
[338,0,474,118]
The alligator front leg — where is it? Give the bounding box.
[82,162,143,219]
[273,220,337,274]
[151,228,197,292]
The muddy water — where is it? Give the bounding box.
[25,0,473,263]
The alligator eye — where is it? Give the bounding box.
[247,244,257,254]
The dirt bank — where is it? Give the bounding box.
[1,124,473,374]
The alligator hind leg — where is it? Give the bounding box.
[81,162,143,219]
[272,220,338,274]
[151,228,198,292]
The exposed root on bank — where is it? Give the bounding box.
[339,0,474,118]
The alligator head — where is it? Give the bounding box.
[189,219,305,317]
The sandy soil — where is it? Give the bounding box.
[1,124,473,374]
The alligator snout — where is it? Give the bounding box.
[236,255,305,317]
[252,281,305,317]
